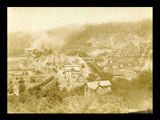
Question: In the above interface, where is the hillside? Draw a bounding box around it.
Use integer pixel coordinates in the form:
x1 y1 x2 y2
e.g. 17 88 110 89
47 24 84 39
61 19 152 53
7 19 152 57
7 31 38 56
7 24 83 56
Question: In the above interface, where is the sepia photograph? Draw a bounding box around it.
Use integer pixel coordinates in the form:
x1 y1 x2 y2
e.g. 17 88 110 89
7 7 153 113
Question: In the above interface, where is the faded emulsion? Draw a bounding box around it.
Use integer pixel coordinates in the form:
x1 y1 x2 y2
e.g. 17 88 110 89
7 7 153 113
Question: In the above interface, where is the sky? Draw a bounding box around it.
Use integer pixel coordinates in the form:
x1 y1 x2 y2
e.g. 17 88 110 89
7 7 152 33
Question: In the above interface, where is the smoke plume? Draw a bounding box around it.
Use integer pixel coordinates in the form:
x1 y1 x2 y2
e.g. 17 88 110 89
30 33 65 50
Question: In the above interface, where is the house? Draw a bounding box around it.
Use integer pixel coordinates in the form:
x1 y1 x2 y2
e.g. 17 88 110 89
63 64 83 83
65 68 81 82
84 80 111 96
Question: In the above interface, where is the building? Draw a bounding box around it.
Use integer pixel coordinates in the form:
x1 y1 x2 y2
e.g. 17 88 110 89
65 54 82 64
65 68 82 82
63 64 82 82
64 65 82 72
84 80 111 97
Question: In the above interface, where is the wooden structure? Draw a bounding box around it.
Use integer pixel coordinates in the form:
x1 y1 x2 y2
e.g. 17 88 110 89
84 80 111 97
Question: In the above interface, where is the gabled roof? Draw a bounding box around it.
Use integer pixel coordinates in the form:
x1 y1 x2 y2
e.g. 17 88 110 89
71 68 76 71
87 80 111 90
87 82 99 90
79 74 84 77
65 67 81 71
99 81 111 86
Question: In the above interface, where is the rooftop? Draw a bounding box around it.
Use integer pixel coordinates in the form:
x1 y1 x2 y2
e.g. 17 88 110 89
64 64 82 67
65 67 81 72
87 80 111 90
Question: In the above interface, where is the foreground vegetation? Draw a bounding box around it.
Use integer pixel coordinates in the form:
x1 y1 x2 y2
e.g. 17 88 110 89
7 71 152 113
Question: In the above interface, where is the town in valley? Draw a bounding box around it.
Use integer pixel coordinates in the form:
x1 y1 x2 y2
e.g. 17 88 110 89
7 7 153 113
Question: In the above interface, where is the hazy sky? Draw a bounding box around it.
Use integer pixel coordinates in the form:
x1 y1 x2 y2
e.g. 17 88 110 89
7 7 152 33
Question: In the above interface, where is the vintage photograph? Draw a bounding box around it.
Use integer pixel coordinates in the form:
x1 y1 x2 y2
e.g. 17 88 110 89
7 7 153 113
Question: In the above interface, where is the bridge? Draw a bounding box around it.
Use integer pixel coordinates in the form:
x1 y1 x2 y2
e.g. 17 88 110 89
25 50 111 91
28 75 57 91
67 50 110 80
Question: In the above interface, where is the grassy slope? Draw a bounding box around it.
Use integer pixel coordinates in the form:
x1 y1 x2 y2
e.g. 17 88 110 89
8 71 152 113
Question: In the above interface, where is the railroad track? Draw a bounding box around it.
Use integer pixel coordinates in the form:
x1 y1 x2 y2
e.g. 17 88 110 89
77 51 108 80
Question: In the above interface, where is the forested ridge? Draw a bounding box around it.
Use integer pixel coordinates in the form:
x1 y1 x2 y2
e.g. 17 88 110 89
7 19 152 55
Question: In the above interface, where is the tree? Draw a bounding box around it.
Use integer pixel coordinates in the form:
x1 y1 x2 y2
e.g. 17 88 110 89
87 42 92 47
30 76 36 83
45 80 62 103
19 83 26 94
22 71 29 76
18 77 25 83
8 84 14 94
48 49 53 54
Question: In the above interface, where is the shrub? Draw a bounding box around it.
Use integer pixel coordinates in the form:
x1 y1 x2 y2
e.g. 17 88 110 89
19 83 26 94
46 90 62 103
30 76 36 83
8 84 14 94
131 70 153 91
18 77 25 83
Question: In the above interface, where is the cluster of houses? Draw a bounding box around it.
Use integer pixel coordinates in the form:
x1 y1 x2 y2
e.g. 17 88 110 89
8 48 113 97
60 55 112 96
